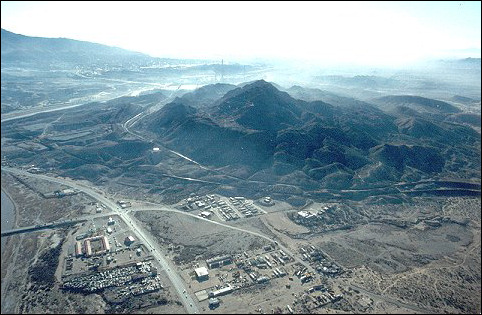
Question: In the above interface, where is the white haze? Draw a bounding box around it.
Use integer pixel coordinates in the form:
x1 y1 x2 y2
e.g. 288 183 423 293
1 1 481 67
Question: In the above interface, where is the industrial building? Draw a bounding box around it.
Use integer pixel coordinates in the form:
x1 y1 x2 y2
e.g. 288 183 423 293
194 267 209 281
297 211 316 220
208 298 220 309
208 284 233 297
199 211 212 218
75 235 110 257
125 235 135 245
75 241 83 257
206 255 232 269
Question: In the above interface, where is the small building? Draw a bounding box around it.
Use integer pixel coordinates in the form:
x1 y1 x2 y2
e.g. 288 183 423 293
108 217 115 225
261 196 274 206
208 285 233 297
75 241 83 257
199 211 212 218
125 235 135 245
297 211 316 220
106 227 113 234
256 276 270 284
62 189 75 195
209 298 220 309
194 267 209 282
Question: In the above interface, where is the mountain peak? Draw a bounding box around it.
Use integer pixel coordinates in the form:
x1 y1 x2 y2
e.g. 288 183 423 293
213 80 302 131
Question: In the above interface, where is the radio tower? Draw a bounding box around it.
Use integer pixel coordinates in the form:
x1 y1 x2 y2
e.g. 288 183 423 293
221 59 224 82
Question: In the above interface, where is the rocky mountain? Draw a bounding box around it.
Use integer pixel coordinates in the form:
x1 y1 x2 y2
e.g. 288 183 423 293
175 83 237 109
138 80 480 189
212 80 304 131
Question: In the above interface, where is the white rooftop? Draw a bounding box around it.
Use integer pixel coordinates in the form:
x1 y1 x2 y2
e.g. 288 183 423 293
195 266 209 277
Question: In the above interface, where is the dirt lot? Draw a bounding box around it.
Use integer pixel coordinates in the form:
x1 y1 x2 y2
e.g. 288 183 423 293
1 172 98 226
134 210 272 265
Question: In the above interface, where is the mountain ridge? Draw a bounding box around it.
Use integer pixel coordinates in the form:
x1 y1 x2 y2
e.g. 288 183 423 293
1 28 155 68
136 80 479 190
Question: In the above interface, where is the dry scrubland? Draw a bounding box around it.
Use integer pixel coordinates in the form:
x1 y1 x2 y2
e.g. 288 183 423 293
134 211 271 264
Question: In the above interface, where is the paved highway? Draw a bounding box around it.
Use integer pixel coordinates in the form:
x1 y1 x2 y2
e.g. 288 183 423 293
1 167 199 314
2 166 314 307
2 165 318 311
1 86 163 123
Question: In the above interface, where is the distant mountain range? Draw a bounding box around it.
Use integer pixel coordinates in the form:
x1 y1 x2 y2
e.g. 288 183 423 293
2 29 479 196
137 80 480 189
1 28 157 68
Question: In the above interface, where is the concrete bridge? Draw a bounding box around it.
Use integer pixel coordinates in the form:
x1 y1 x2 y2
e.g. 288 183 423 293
1 219 86 237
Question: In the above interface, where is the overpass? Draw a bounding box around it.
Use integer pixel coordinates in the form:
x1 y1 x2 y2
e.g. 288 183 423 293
1 219 87 237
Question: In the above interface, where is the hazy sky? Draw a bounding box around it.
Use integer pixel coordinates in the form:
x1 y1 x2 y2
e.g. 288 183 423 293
1 1 480 66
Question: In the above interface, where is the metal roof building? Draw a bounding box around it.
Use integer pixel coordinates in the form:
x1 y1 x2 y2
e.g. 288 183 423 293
194 266 209 281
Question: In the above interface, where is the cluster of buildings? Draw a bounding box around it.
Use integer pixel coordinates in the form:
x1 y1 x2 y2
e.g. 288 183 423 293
180 194 217 211
188 244 345 313
180 194 264 221
192 249 296 302
75 235 110 257
293 205 334 226
299 245 343 277
194 255 234 282
228 249 295 287
296 287 343 310
62 261 159 294
214 199 240 221
315 261 342 276
239 250 292 271
228 197 261 218
300 245 324 262
237 249 293 270
262 249 293 267
291 263 315 284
